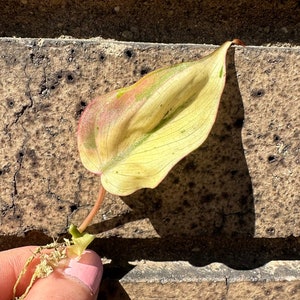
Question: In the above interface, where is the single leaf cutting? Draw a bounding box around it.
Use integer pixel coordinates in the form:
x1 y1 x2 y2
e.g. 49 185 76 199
78 39 244 196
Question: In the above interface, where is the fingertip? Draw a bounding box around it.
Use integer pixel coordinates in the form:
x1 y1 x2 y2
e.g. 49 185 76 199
23 249 103 300
0 246 40 299
64 250 103 295
0 247 103 300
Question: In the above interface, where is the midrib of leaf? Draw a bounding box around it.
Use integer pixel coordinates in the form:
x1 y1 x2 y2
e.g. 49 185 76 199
100 89 201 174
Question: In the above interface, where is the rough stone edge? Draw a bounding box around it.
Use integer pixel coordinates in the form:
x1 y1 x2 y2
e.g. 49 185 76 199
114 260 300 283
1 36 299 50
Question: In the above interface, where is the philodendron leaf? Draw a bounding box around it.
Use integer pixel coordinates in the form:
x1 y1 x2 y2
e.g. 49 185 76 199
78 40 243 196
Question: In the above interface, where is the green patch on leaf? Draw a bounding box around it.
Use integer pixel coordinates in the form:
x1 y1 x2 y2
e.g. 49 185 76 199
67 224 95 257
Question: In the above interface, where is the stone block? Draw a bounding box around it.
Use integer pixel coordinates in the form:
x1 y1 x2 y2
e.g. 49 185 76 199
99 260 300 299
0 38 299 240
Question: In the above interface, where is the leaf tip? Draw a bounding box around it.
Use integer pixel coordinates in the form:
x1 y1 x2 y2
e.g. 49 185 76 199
232 39 246 47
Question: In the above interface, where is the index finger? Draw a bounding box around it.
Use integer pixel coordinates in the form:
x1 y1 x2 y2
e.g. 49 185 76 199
0 246 39 300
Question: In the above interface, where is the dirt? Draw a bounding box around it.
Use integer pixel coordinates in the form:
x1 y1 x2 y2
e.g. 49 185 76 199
1 0 300 46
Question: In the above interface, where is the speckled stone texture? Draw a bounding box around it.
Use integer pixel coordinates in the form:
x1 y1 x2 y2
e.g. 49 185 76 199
114 281 300 300
0 38 299 239
115 282 228 300
0 38 299 299
99 260 300 299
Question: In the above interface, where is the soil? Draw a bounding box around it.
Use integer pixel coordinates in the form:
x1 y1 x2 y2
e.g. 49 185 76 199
1 0 300 46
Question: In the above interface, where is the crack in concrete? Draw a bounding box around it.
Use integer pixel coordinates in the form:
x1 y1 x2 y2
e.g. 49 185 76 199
224 276 230 299
11 147 24 212
19 63 34 117
10 63 34 210
7 64 34 129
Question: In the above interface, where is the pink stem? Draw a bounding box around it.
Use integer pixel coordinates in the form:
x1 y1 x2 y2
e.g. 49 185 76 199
78 184 106 233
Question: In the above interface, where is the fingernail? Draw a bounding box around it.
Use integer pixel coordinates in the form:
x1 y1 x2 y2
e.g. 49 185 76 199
64 250 103 295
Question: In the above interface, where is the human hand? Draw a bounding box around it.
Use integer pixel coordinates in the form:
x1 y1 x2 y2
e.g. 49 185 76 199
0 246 103 300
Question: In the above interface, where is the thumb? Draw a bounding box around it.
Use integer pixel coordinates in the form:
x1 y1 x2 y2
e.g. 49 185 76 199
25 249 103 300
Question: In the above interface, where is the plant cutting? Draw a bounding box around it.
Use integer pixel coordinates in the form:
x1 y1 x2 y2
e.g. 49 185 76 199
13 39 244 299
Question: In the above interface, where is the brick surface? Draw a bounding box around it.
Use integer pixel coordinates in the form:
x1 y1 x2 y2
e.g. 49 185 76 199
0 38 299 239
